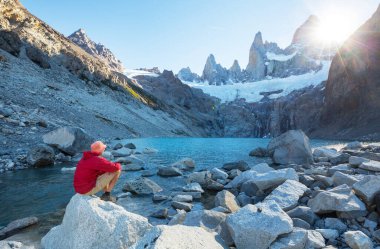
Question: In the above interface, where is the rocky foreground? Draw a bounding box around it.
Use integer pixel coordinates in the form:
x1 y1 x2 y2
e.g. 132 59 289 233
2 129 380 249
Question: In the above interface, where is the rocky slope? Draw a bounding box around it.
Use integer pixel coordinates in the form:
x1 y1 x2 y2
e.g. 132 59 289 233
317 4 380 140
68 28 124 73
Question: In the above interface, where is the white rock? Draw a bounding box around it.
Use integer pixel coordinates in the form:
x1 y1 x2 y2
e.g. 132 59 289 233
226 201 293 249
353 175 380 205
211 168 228 181
313 148 340 159
332 171 360 187
250 163 274 173
215 190 240 213
307 184 366 214
270 228 308 249
112 147 132 157
264 180 308 211
41 194 152 249
172 158 195 170
344 230 373 249
182 182 204 193
359 160 380 172
349 156 370 166
306 230 325 249
131 225 228 249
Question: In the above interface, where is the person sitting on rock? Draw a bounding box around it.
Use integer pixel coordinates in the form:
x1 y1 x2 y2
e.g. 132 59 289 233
74 141 121 202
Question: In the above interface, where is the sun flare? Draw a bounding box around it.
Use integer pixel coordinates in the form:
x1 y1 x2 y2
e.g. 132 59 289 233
314 12 354 43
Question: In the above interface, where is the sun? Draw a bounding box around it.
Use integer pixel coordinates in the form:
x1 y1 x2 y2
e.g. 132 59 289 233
314 12 354 44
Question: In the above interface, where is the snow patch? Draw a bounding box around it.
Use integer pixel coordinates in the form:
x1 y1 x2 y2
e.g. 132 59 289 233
186 61 331 103
266 51 297 61
124 69 159 78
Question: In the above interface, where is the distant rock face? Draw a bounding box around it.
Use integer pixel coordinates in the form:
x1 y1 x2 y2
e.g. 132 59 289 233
68 29 124 72
228 60 243 82
318 5 380 140
245 32 266 81
201 54 229 85
177 67 201 82
291 15 320 46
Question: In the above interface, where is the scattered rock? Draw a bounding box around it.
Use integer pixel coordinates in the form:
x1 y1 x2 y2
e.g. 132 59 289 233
270 228 308 249
215 190 240 213
157 166 182 177
324 218 348 233
330 153 350 165
112 148 132 157
0 217 38 240
171 201 193 212
359 160 380 172
123 177 162 195
236 193 251 207
150 209 168 219
113 143 123 150
241 180 259 197
131 225 228 249
42 127 93 156
142 148 158 154
222 160 249 171
182 182 204 193
173 195 192 203
332 171 360 187
41 195 152 249
122 164 144 171
170 191 202 200
306 230 325 249
308 184 366 215
316 229 339 241
344 230 373 249
353 175 380 205
249 147 268 157
152 194 168 202
292 218 310 229
313 147 340 159
287 206 318 225
124 143 136 149
211 168 228 181
187 171 212 187
226 201 293 249
26 144 55 167
267 130 313 165
172 158 195 170
141 169 156 177
349 156 370 167
345 141 364 150
263 180 308 211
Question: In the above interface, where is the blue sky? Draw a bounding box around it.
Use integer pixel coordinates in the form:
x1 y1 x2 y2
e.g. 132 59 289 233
20 0 380 74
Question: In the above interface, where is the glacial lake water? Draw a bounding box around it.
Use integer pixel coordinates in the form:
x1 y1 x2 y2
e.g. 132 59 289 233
0 137 344 233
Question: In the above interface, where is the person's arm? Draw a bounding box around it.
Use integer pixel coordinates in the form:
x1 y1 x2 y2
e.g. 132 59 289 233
94 157 121 172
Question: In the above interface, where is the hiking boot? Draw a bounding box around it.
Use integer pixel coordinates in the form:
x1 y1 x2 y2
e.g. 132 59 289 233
100 193 117 203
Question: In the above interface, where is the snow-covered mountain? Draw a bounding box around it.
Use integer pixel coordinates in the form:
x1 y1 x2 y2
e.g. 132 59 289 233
68 29 124 73
178 15 339 91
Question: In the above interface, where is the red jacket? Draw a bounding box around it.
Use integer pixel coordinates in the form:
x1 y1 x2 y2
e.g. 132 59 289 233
73 151 121 194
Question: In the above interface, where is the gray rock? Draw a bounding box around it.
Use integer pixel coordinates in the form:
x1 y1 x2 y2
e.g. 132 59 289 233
287 206 318 225
328 164 353 175
112 148 132 157
41 194 152 249
211 206 230 213
226 201 293 249
205 179 224 191
123 177 162 195
313 148 340 159
330 153 350 165
170 191 202 199
344 230 373 249
308 184 366 214
152 194 168 202
171 201 193 212
324 218 348 233
353 175 380 205
349 156 370 167
150 209 168 219
215 190 240 213
263 180 308 211
171 158 195 170
0 217 38 240
141 169 156 177
115 155 144 165
249 147 268 157
187 171 212 187
270 228 308 249
122 164 144 171
173 195 192 203
176 210 234 246
228 169 241 179
130 225 228 249
157 166 182 177
113 143 123 150
42 127 93 156
182 182 204 193
359 160 380 172
316 229 339 240
345 141 364 150
211 168 228 181
142 147 158 154
332 171 360 187
26 144 55 167
292 218 311 229
241 180 259 197
0 107 13 117
267 130 313 165
306 230 326 249
222 160 249 171
124 143 136 149
236 193 251 207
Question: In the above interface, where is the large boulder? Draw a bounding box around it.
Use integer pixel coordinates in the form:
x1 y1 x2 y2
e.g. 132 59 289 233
42 127 93 156
263 180 308 211
267 130 313 165
307 184 366 215
214 190 240 213
41 194 152 249
123 177 163 195
26 144 55 167
226 201 293 249
0 217 39 240
130 225 228 249
353 175 380 205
